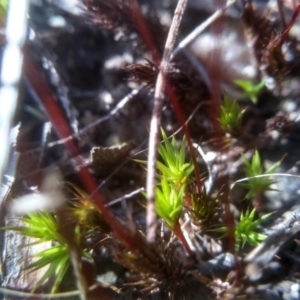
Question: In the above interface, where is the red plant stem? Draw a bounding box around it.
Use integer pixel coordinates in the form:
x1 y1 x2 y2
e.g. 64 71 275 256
253 192 262 211
165 81 202 193
277 0 287 28
207 0 224 137
210 0 223 96
128 0 160 64
278 1 300 47
24 52 137 252
173 221 194 257
221 180 236 255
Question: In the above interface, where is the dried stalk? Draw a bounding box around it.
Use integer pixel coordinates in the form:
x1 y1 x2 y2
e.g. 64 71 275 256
172 0 236 57
146 0 188 243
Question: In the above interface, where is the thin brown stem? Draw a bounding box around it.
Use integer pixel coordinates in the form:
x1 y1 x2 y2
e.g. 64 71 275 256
173 221 194 257
278 1 300 47
277 0 287 28
146 0 188 243
128 0 160 63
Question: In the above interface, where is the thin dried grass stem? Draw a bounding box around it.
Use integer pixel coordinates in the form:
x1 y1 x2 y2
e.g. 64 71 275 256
172 0 236 57
146 0 188 243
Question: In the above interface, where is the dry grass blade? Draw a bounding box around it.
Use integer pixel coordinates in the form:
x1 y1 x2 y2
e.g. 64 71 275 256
146 0 188 243
172 0 236 57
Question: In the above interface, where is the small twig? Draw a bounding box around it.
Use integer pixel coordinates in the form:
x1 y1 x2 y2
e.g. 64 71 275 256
230 173 300 191
106 187 145 207
172 0 236 58
146 0 188 243
46 86 143 148
0 284 107 299
193 143 214 194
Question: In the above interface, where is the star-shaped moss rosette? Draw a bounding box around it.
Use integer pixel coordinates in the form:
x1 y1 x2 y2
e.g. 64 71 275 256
2 211 90 293
218 95 246 135
215 208 273 250
155 176 184 229
239 150 281 199
234 79 265 104
156 129 194 189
